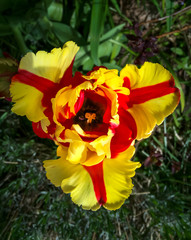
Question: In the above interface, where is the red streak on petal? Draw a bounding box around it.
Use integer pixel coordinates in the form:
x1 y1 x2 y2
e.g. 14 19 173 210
102 90 112 123
60 142 69 148
59 59 74 88
61 70 86 89
47 122 56 135
74 90 84 114
32 122 52 139
110 108 137 158
63 104 75 119
83 161 107 206
85 90 107 107
79 136 97 142
129 77 179 105
117 93 130 110
12 70 57 93
59 59 86 88
12 70 60 119
123 76 131 89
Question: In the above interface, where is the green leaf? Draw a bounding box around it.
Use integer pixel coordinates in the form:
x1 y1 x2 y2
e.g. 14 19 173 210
109 39 138 56
47 2 63 21
98 41 113 58
100 23 125 42
110 33 125 61
9 23 29 55
171 47 184 56
89 0 107 65
52 22 85 45
103 62 122 71
166 0 173 31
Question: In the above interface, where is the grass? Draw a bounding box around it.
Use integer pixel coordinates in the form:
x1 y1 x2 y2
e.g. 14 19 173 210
0 0 191 239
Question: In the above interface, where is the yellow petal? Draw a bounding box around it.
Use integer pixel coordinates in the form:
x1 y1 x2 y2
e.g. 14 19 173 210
142 92 180 125
120 62 172 89
67 141 87 164
82 151 105 166
84 68 123 89
129 92 180 140
62 129 106 165
58 143 104 167
44 146 100 211
52 81 92 125
103 145 141 210
10 81 46 122
90 132 113 158
127 104 157 140
100 86 118 118
20 41 79 83
120 64 140 89
138 62 172 88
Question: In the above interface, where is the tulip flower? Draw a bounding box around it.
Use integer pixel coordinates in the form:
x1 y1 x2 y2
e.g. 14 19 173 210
10 41 180 210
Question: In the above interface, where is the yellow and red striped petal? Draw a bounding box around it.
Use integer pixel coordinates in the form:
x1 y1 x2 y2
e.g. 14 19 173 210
19 41 79 83
10 41 79 122
103 145 140 210
84 144 140 210
44 146 100 210
120 62 180 140
44 144 140 210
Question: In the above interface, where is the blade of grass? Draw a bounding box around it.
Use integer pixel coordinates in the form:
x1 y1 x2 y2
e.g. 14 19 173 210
110 0 132 25
152 136 179 162
172 112 180 128
151 0 163 17
163 119 167 158
109 39 138 56
166 0 173 31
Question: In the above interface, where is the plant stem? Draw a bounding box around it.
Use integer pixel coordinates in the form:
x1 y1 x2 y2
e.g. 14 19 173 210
10 24 29 55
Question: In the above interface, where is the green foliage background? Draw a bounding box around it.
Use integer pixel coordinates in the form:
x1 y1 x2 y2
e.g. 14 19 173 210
0 0 191 239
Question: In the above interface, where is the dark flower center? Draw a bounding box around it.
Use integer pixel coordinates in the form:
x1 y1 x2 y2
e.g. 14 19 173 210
73 98 104 131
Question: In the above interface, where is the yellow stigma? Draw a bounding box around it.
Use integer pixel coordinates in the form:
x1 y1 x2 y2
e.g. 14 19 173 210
85 112 96 124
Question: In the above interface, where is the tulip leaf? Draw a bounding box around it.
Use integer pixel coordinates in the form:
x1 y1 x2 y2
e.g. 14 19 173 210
100 23 125 42
166 0 173 31
90 0 107 65
47 2 63 22
52 22 85 45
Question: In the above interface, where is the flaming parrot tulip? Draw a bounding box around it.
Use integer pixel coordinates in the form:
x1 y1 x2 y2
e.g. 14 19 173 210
10 41 180 210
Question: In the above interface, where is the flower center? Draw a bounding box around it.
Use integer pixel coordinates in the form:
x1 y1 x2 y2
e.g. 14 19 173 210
85 112 96 124
73 98 104 131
